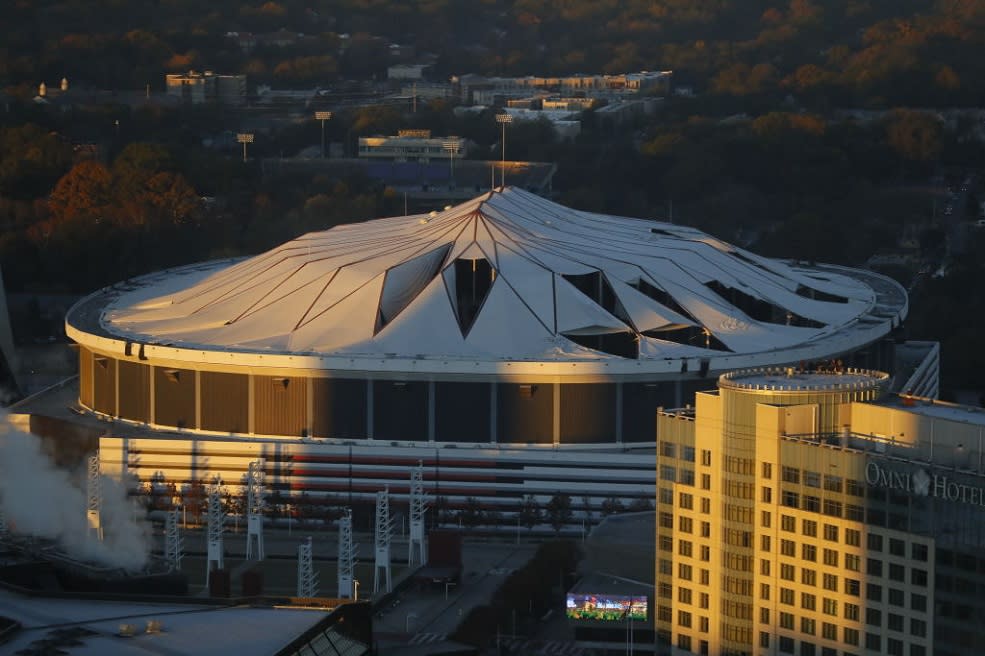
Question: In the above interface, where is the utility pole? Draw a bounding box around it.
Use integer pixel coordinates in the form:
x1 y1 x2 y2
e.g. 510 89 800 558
315 111 332 159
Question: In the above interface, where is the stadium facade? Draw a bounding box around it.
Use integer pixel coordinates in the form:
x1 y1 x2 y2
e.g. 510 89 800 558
656 368 985 656
62 187 926 519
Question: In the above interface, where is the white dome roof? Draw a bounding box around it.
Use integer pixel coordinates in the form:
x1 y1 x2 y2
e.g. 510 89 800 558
101 187 890 365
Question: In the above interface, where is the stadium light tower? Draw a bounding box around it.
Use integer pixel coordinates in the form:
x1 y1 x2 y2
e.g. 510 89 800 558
337 507 357 598
374 487 394 594
297 536 318 598
236 133 254 163
495 113 512 188
408 460 428 566
87 453 102 541
246 459 265 560
442 139 459 188
315 111 332 159
206 482 224 585
165 508 183 571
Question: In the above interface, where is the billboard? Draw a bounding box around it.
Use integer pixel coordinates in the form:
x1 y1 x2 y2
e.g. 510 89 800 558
565 593 647 622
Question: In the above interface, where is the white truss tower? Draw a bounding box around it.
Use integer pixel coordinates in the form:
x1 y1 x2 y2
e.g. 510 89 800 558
246 459 265 560
374 487 394 594
297 536 318 598
408 460 428 566
0 507 7 539
86 453 103 541
206 483 224 584
165 508 183 570
337 508 357 599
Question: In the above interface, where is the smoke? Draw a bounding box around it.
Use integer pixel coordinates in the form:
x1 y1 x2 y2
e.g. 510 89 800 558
0 413 150 571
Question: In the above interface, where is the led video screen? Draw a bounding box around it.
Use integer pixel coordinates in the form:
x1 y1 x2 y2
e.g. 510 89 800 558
565 593 647 621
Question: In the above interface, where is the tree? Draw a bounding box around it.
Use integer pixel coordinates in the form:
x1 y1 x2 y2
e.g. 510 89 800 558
886 110 942 163
47 160 113 225
459 496 484 529
546 493 573 534
601 496 625 516
517 495 542 531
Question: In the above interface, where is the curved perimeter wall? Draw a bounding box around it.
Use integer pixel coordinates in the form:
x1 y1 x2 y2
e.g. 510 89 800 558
76 339 899 444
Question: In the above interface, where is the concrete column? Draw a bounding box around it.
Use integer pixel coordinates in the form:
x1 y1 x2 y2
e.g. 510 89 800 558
553 380 561 446
366 379 374 439
615 382 623 444
428 381 436 442
490 383 497 443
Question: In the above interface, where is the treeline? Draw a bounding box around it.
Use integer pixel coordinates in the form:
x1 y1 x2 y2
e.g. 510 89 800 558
2 1 985 109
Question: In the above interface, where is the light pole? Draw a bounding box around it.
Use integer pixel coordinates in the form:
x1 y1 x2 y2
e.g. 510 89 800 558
353 579 360 601
443 139 459 189
237 133 254 163
315 111 332 159
495 113 512 188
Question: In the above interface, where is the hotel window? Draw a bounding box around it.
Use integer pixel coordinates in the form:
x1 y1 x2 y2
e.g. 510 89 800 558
761 511 772 528
761 583 770 601
701 449 711 466
659 512 674 528
866 583 882 602
865 608 881 626
800 617 816 635
846 504 864 521
911 593 927 612
802 569 816 586
660 441 676 458
677 635 692 651
911 647 926 656
679 492 693 509
845 554 860 571
700 498 711 513
760 607 770 624
822 574 838 591
660 487 673 504
700 569 710 585
845 579 860 596
801 643 816 656
846 478 865 496
867 558 883 577
889 563 904 582
679 540 693 557
888 613 903 632
659 583 672 598
802 519 817 537
760 559 771 576
911 543 928 561
782 491 800 508
762 462 773 479
910 618 926 637
889 538 905 556
682 446 696 462
701 521 711 537
657 605 672 621
760 632 770 648
803 495 820 512
700 545 710 561
802 544 817 562
844 603 860 621
781 539 796 557
911 569 927 586
779 636 795 654
680 469 695 485
781 466 800 484
888 588 904 606
781 514 796 531
679 564 692 580
699 593 709 609
700 641 709 656
679 516 693 533
804 471 820 488
822 598 837 616
887 638 904 656
822 622 838 641
660 465 676 482
801 593 816 611
781 588 795 605
867 533 883 551
780 612 795 629
843 628 859 646
701 473 711 490
823 475 842 492
823 524 838 541
845 528 860 546
822 549 838 567
822 500 841 517
762 487 773 503
865 633 881 652
699 617 709 632
678 611 692 628
659 535 673 551
679 587 693 604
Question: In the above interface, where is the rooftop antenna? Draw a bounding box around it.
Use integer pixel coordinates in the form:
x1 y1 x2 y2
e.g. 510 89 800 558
297 536 318 598
374 487 394 594
246 459 265 560
337 507 357 598
206 482 224 585
408 460 428 566
87 453 103 541
165 508 183 570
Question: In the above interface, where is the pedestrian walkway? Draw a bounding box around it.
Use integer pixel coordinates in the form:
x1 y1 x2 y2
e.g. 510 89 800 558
407 632 448 645
499 638 584 655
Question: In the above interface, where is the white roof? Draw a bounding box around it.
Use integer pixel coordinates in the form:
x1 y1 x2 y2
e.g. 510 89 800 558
97 187 897 367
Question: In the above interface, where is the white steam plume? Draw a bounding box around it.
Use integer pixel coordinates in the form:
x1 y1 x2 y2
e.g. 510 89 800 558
0 414 149 571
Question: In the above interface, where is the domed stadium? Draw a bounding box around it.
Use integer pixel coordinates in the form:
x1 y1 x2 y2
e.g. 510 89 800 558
66 186 909 446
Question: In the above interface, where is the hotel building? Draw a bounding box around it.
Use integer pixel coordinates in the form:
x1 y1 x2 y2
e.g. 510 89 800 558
656 368 985 656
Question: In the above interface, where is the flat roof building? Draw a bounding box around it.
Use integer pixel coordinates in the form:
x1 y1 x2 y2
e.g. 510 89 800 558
656 368 985 656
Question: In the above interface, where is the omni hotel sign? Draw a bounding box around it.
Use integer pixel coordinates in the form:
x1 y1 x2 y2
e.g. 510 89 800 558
866 462 985 506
